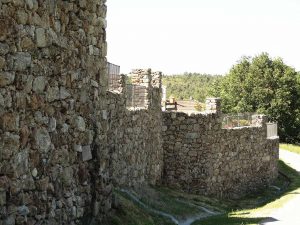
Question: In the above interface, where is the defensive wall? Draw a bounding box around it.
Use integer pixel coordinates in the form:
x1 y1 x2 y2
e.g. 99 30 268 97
0 1 111 224
0 1 279 224
162 100 279 199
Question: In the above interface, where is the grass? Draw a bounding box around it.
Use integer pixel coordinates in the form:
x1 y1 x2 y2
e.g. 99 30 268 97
103 190 174 225
193 160 300 225
135 186 204 219
194 214 268 225
280 143 300 154
104 160 300 225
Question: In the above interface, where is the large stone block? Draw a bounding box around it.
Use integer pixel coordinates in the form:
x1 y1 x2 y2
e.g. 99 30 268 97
36 28 47 47
33 127 51 153
13 52 31 71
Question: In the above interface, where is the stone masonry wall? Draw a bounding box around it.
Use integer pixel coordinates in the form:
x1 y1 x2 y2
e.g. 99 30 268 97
0 1 111 224
108 69 163 188
162 100 279 199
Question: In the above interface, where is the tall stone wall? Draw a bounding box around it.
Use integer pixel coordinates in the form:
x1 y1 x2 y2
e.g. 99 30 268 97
0 1 111 224
108 69 163 188
162 100 279 199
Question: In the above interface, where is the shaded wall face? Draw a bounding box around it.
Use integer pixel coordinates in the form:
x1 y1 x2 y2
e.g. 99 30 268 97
0 1 110 224
162 112 279 199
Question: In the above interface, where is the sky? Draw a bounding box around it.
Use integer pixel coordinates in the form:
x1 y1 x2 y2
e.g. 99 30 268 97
107 0 300 75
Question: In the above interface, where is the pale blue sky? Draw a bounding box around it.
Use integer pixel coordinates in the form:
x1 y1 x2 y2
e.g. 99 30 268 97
107 0 300 75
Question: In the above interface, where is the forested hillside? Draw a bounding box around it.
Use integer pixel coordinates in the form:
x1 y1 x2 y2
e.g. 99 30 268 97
162 73 222 102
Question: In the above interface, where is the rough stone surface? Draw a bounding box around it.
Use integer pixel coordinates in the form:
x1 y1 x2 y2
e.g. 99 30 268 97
35 28 47 47
0 0 279 224
32 76 47 93
0 1 110 224
108 70 164 188
0 72 15 87
162 110 279 198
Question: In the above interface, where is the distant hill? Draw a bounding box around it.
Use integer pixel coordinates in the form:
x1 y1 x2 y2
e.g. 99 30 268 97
162 73 222 102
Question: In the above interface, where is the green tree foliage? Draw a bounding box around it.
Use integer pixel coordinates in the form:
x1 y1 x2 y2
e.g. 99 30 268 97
209 53 300 143
162 73 221 102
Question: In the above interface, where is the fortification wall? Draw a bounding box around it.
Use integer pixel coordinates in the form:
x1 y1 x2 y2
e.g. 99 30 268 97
0 0 280 222
162 102 279 198
107 69 163 188
0 1 110 224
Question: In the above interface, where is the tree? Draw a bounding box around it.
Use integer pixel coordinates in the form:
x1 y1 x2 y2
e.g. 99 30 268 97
209 53 300 143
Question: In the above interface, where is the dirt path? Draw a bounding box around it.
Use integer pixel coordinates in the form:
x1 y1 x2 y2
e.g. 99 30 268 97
260 149 300 225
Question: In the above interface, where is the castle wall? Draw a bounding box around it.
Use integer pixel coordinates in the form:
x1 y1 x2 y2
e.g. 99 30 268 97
0 1 110 224
162 105 279 198
107 69 163 188
0 0 280 223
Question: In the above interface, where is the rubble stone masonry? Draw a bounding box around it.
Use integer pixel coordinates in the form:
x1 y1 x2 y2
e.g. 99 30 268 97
0 0 279 224
0 0 110 224
162 104 279 198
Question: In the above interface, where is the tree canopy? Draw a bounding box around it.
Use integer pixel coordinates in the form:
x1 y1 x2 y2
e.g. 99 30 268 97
209 53 300 143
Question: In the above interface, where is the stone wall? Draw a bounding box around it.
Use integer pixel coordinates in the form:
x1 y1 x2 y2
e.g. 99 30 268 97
0 0 280 222
107 69 163 188
162 100 279 199
0 1 111 224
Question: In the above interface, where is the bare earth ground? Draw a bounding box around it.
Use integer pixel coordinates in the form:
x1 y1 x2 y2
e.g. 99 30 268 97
260 150 300 225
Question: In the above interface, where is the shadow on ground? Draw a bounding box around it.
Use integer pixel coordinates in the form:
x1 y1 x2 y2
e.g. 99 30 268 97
103 160 300 225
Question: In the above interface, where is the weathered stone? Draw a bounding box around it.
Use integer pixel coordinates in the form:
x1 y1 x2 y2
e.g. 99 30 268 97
0 16 15 41
82 146 92 161
0 56 5 69
74 144 82 152
33 76 47 93
31 168 38 177
61 167 73 186
74 116 86 132
13 149 29 177
0 43 9 55
185 132 199 139
60 87 71 99
30 94 45 110
0 189 6 206
16 10 28 24
34 127 51 153
17 205 29 216
102 110 107 120
0 113 19 132
0 132 20 160
0 176 9 190
0 93 4 107
36 177 49 191
13 52 31 71
3 215 15 225
21 36 35 50
0 72 15 87
0 1 111 223
22 173 36 190
25 0 34 9
61 123 69 133
36 28 47 47
47 86 60 102
48 117 56 132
